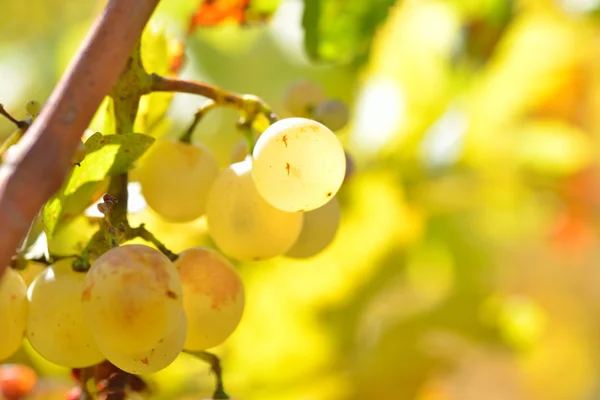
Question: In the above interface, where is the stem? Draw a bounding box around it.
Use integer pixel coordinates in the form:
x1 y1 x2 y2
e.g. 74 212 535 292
150 74 279 124
0 104 28 129
128 224 178 261
180 101 217 143
187 351 230 399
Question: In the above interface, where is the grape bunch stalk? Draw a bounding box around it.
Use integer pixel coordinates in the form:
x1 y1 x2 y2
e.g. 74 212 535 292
0 28 351 400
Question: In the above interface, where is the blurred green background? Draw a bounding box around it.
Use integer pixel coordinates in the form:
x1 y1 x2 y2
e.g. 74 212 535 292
4 0 600 399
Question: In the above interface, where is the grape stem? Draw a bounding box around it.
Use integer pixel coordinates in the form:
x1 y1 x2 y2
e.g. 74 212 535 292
128 224 178 261
0 104 29 129
180 100 217 143
150 74 279 124
186 350 230 399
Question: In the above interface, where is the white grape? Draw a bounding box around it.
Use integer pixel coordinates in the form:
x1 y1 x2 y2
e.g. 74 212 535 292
206 158 303 261
286 196 341 258
0 268 28 361
251 118 346 212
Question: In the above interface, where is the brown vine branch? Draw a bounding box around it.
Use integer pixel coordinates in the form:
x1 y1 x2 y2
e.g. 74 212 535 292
150 74 279 124
0 0 161 280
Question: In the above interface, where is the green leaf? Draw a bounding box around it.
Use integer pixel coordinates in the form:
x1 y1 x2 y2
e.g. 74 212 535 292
302 0 397 65
42 132 155 237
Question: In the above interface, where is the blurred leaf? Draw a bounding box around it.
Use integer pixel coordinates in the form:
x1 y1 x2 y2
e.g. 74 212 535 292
514 120 594 177
302 0 398 65
188 0 279 31
42 132 155 238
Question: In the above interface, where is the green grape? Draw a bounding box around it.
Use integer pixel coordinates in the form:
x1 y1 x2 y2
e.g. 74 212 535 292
97 311 186 375
312 99 349 131
286 196 341 258
206 158 303 261
137 139 219 222
0 268 28 361
283 80 326 117
25 100 42 118
176 247 245 350
81 244 184 354
26 258 104 368
251 118 346 212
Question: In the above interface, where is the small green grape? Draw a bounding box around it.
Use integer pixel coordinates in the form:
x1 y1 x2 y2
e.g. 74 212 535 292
25 100 42 118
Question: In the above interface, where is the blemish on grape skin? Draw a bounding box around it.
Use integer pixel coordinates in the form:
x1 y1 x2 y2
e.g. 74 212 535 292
166 290 178 299
326 192 332 197
285 163 291 175
141 357 149 365
282 134 288 147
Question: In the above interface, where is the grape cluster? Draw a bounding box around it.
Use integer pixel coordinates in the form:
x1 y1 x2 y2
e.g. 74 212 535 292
0 115 348 378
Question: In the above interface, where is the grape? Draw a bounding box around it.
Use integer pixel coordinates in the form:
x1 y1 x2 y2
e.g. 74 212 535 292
312 99 349 131
175 247 245 350
0 268 28 361
137 139 219 222
344 151 355 182
26 258 104 368
81 244 184 354
286 196 341 258
251 118 346 212
206 158 303 261
97 310 186 375
25 100 41 118
283 80 326 117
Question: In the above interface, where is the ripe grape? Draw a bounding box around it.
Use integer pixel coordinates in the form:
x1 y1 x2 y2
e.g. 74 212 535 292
283 80 326 117
25 100 41 118
26 258 104 368
97 310 187 375
175 247 245 350
286 196 341 258
137 139 219 222
251 118 346 212
206 158 303 261
0 268 28 361
81 244 183 354
312 99 349 131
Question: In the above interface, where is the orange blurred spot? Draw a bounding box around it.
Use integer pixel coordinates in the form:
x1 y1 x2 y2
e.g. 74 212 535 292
189 0 249 31
0 364 37 400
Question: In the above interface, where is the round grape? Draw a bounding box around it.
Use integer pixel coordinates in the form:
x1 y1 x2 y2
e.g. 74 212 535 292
97 310 187 375
312 99 349 131
283 80 326 117
0 268 28 361
137 139 219 222
286 196 341 258
25 100 42 118
81 244 183 354
206 158 303 261
251 118 346 212
26 258 104 368
176 247 245 350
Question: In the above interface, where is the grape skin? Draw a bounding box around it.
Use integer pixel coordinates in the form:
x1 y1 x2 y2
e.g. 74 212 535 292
26 259 104 368
251 118 346 212
0 268 28 361
176 247 245 350
313 99 349 131
97 311 187 375
81 244 184 354
206 158 304 261
283 80 326 117
286 196 341 258
137 139 219 222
